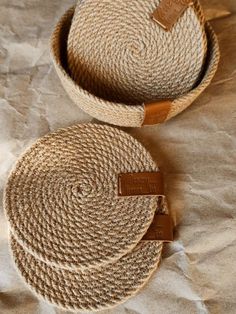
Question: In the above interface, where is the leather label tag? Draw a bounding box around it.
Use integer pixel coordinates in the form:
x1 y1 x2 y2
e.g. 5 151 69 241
142 100 171 125
143 214 173 242
152 0 193 31
118 172 164 196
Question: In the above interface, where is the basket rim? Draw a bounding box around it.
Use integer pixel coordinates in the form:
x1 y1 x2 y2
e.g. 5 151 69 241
50 6 220 126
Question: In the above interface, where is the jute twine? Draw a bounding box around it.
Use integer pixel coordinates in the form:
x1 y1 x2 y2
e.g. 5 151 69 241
4 124 164 311
11 236 162 312
5 124 160 271
68 0 207 104
50 3 219 127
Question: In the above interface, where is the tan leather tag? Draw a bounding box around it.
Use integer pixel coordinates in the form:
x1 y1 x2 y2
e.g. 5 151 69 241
143 214 173 242
152 0 193 31
142 100 172 125
118 172 163 197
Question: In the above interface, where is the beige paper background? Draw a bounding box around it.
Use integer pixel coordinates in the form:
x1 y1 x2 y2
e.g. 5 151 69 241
0 1 236 313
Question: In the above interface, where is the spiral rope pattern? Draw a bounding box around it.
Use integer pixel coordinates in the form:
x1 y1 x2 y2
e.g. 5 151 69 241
4 124 160 270
68 0 207 105
5 124 165 311
50 4 219 127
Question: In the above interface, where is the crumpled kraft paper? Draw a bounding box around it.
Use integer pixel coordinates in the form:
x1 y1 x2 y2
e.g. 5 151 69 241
0 1 236 313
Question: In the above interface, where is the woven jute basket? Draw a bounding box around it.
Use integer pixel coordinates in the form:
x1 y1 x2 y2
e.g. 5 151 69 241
4 124 170 312
51 2 220 127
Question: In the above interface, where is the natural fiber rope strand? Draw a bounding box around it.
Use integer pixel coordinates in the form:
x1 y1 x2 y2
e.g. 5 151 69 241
4 124 159 271
67 0 207 104
10 235 163 312
50 5 219 127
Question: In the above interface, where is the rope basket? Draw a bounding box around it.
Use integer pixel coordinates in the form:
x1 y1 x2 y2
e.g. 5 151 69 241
51 2 220 127
4 124 166 311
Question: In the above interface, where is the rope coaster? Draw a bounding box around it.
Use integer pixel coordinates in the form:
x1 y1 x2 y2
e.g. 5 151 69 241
68 0 206 104
11 235 162 312
5 124 168 311
4 124 160 271
50 2 219 127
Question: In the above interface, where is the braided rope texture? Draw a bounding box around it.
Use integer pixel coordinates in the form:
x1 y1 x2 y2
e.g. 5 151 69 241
68 0 206 105
4 124 160 271
10 235 163 312
50 5 219 127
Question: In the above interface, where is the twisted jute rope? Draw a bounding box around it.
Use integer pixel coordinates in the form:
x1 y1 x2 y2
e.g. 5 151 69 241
4 124 161 271
50 2 219 127
10 235 162 312
68 0 207 104
4 124 165 311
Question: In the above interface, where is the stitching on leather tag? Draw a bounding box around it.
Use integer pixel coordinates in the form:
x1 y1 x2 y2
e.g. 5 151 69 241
152 0 193 31
142 214 173 242
118 172 164 197
142 100 172 125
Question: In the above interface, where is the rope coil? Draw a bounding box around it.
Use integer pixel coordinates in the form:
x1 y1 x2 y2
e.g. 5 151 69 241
68 0 207 104
50 2 219 127
5 124 164 311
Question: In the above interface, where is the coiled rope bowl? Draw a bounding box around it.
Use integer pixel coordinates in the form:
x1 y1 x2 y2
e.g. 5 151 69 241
50 2 219 127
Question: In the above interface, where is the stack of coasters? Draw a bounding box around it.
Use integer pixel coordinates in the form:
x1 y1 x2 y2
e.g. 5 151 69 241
50 0 220 127
4 124 173 312
68 0 207 103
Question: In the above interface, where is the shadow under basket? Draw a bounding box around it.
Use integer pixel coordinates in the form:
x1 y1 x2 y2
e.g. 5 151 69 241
51 6 220 128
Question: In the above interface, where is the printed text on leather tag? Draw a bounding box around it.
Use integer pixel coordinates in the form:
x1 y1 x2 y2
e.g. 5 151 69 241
152 0 193 31
118 172 164 196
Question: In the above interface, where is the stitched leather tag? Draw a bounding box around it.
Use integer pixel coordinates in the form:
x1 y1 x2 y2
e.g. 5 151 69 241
118 172 164 196
142 100 171 125
143 214 173 242
152 0 193 31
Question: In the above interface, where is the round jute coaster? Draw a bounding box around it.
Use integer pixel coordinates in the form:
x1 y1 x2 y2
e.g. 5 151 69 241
68 0 207 105
11 235 163 312
4 124 159 271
